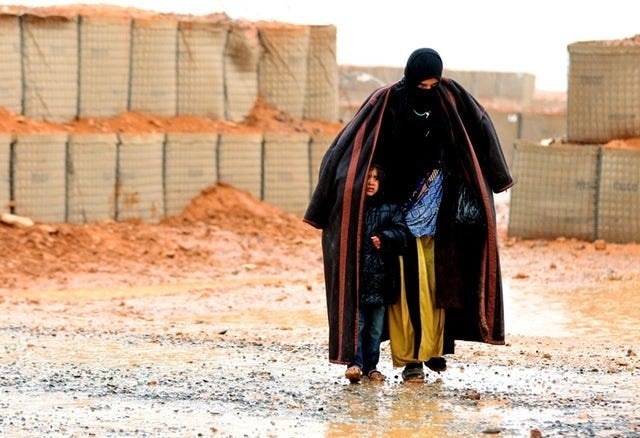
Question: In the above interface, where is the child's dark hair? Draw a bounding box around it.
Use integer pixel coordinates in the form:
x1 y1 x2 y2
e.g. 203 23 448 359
370 163 385 186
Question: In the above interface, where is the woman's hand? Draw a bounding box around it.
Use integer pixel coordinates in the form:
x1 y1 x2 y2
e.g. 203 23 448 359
371 235 381 250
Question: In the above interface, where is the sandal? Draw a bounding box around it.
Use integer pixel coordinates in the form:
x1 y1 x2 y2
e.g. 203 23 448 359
401 363 425 383
425 356 447 373
345 365 362 383
366 369 386 382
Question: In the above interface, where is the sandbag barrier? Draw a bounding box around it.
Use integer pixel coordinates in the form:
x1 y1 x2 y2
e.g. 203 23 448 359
0 10 338 123
508 141 640 243
1 132 334 223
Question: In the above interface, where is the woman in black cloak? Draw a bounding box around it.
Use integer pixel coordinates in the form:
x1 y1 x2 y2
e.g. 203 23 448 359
305 48 513 382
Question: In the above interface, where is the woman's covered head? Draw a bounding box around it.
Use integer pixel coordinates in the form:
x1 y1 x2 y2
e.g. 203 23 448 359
404 48 443 113
404 48 443 88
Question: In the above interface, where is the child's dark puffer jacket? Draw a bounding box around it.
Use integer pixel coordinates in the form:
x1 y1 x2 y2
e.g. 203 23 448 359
360 197 411 306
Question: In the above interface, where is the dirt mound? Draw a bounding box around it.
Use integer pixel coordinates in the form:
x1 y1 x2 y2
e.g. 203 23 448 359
168 183 319 241
0 98 343 135
0 183 320 291
604 137 640 149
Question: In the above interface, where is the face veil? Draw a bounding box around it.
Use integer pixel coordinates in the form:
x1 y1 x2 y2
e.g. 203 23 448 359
403 48 444 112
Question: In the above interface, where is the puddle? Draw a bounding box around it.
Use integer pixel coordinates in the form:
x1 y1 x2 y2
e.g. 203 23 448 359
504 278 640 343
503 278 572 337
0 274 638 437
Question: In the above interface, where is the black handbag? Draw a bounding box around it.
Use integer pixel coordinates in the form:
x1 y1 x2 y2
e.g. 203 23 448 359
455 184 484 225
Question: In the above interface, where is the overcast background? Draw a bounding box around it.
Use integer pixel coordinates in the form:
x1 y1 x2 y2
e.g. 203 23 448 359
11 0 640 91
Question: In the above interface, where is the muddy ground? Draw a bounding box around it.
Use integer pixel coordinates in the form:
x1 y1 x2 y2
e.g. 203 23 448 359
0 187 639 437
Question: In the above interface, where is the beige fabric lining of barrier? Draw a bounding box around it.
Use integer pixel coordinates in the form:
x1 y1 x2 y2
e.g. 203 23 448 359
164 132 218 217
508 141 600 241
117 133 165 223
14 133 68 222
67 133 118 223
78 16 132 117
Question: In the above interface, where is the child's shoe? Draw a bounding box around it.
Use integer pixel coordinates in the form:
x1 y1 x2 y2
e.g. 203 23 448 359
366 369 386 382
344 365 362 383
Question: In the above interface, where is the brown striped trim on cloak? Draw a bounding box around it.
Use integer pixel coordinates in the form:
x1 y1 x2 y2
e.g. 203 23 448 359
334 86 392 363
441 87 502 344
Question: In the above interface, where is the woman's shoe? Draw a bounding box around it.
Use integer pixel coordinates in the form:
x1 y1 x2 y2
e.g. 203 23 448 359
345 365 362 383
425 356 447 373
401 363 424 383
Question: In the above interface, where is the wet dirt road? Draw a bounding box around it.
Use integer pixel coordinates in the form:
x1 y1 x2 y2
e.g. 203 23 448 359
1 269 638 438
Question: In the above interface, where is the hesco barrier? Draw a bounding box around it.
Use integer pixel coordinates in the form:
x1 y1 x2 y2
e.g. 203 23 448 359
0 10 340 123
14 133 68 222
0 15 21 114
567 40 640 143
217 132 264 200
177 20 227 118
445 70 536 107
469 109 567 169
224 22 261 122
309 132 335 193
263 132 311 216
129 19 177 116
485 110 519 167
597 148 640 243
2 131 342 223
338 66 537 115
22 15 78 122
519 112 566 145
304 25 338 122
258 24 310 119
9 132 637 242
116 133 165 223
0 134 9 213
67 133 118 223
164 133 218 217
509 141 600 241
78 15 131 118
509 141 640 243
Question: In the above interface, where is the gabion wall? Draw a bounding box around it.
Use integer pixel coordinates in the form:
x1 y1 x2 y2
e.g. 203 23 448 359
0 12 339 123
3 131 334 222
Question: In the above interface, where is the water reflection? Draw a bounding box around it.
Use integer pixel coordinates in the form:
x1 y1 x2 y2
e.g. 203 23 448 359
504 278 640 343
326 383 457 437
503 278 572 337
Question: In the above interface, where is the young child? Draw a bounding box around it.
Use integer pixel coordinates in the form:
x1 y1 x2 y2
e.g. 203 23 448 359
345 164 411 383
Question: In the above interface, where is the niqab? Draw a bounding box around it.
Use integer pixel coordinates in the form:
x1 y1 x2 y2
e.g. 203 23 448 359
404 48 443 113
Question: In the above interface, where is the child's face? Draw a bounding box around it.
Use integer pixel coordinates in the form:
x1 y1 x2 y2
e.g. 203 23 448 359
366 167 380 197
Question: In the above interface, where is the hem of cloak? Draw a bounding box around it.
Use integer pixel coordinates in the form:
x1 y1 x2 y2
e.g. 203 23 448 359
496 181 515 193
303 218 324 229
